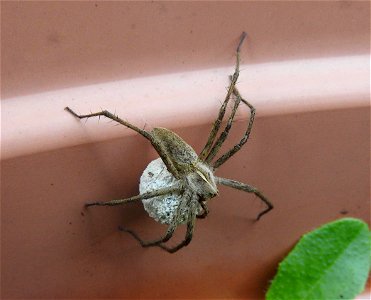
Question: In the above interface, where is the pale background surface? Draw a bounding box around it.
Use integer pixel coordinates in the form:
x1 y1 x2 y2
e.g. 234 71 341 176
1 1 370 299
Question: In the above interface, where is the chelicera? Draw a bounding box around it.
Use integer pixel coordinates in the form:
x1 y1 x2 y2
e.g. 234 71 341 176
66 32 273 253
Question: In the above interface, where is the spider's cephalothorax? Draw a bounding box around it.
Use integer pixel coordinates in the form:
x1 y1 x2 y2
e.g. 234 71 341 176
65 32 273 253
187 160 218 199
151 127 219 199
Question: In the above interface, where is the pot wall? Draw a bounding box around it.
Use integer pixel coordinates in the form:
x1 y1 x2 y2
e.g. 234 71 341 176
1 1 370 299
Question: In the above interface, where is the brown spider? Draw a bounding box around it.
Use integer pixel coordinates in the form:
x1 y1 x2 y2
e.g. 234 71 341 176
65 32 273 253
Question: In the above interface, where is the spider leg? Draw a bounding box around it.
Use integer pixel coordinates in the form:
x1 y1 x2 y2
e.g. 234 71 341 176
216 176 273 220
158 214 196 253
204 78 242 163
196 200 209 219
85 185 181 207
158 195 198 253
212 86 256 169
119 221 178 247
120 189 193 249
65 107 180 178
199 32 247 161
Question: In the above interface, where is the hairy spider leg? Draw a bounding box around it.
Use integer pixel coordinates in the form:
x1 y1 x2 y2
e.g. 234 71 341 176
158 211 196 252
212 85 255 169
64 107 180 179
119 222 177 247
196 199 209 219
157 194 198 253
216 177 273 220
199 32 246 161
119 190 194 251
204 78 242 163
84 185 181 207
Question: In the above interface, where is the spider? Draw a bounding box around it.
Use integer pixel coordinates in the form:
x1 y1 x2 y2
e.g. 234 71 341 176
65 32 273 253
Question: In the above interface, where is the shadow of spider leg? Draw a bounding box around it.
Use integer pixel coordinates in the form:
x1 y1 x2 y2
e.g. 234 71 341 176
216 177 273 220
199 32 247 161
64 107 180 179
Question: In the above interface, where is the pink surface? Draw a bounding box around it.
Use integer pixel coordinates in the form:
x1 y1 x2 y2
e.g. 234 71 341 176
1 1 370 299
2 54 369 160
2 1 369 99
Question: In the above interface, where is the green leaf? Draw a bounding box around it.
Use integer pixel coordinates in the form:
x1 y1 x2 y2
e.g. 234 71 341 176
266 218 370 300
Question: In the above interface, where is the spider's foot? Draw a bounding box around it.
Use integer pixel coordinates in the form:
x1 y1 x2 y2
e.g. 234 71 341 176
84 201 103 208
118 226 146 246
65 106 80 118
255 206 273 221
237 32 247 52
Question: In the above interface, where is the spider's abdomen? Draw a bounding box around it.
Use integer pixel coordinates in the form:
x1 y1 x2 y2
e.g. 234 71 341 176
152 127 198 174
